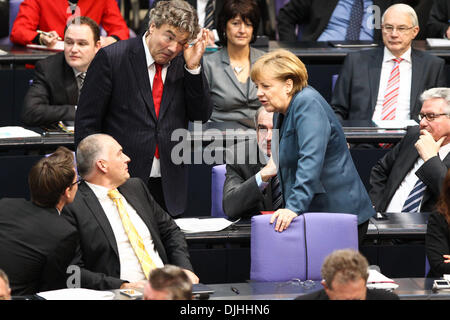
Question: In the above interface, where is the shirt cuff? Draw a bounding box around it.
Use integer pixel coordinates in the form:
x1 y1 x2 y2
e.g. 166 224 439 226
184 64 201 74
255 172 269 192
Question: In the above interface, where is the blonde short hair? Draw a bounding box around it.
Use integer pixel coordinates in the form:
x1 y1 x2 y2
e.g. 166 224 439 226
251 49 308 96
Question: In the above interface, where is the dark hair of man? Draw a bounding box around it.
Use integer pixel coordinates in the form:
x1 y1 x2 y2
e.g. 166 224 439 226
217 0 260 45
64 16 101 43
149 265 192 300
28 146 75 208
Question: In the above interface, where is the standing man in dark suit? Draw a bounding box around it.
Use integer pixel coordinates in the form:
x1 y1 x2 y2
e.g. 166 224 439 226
277 0 393 42
331 4 446 123
223 107 278 219
75 0 213 217
21 16 101 129
63 134 198 290
370 88 450 213
0 147 79 296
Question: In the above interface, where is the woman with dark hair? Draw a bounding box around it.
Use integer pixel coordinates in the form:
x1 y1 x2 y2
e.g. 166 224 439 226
203 0 264 122
426 169 450 277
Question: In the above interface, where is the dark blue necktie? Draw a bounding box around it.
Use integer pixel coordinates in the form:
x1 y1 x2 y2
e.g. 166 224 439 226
204 0 214 30
271 175 283 210
346 0 364 40
401 179 426 213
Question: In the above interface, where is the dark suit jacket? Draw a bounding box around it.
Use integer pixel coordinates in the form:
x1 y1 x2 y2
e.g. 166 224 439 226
369 126 450 212
426 211 450 278
0 198 78 296
223 140 274 220
275 86 375 225
62 178 193 290
75 37 212 216
427 0 450 38
276 0 393 41
22 52 78 127
295 288 399 300
331 47 447 122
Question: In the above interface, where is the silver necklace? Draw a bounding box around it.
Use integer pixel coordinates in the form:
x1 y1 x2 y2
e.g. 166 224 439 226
233 65 245 75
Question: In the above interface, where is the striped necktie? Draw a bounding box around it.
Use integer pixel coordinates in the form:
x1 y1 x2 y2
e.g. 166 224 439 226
77 72 86 95
345 0 364 40
401 179 426 213
381 58 403 120
204 0 215 30
108 189 156 278
271 175 283 210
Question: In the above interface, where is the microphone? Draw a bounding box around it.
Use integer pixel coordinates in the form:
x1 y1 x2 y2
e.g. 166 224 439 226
68 0 78 15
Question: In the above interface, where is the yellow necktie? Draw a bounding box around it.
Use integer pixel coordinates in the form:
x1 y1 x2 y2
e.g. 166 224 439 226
107 189 156 279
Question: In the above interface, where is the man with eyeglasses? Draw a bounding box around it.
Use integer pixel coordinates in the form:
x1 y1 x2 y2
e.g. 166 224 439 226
332 4 446 124
370 87 450 214
0 146 78 295
222 107 278 219
75 0 213 218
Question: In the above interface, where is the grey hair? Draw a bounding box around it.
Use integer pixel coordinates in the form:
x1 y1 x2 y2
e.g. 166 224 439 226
420 87 450 114
254 106 266 128
76 133 110 178
148 0 200 41
382 4 419 27
0 269 9 287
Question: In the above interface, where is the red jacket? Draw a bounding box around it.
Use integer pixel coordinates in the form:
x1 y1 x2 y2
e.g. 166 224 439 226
10 0 129 45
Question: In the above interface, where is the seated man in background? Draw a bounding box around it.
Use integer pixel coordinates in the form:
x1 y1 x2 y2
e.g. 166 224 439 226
0 147 78 296
222 107 280 219
63 134 199 290
143 265 192 300
427 0 450 39
21 16 101 129
277 0 393 42
10 0 128 47
331 4 446 123
0 269 11 300
296 249 399 300
370 88 450 213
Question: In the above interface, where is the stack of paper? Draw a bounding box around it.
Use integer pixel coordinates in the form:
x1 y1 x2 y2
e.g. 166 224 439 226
175 218 234 233
0 127 41 139
426 38 450 48
37 288 115 300
373 119 418 129
366 269 399 290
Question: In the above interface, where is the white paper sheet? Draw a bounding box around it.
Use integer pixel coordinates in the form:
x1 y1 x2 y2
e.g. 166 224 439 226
37 288 115 300
0 126 41 138
366 269 399 290
175 218 235 233
373 119 418 129
426 38 450 48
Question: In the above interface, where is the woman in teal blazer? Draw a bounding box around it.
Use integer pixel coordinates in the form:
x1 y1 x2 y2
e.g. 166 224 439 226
251 49 375 243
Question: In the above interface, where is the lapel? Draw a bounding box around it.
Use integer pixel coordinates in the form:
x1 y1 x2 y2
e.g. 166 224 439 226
410 49 423 116
79 183 119 259
129 37 157 121
62 55 79 105
221 49 247 98
368 48 384 114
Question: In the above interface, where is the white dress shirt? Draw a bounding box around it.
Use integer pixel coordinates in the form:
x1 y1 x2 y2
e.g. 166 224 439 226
386 142 450 212
142 34 200 178
372 47 412 121
85 181 164 282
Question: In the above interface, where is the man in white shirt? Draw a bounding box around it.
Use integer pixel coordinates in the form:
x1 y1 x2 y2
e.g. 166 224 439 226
370 87 450 213
63 133 199 290
331 4 446 123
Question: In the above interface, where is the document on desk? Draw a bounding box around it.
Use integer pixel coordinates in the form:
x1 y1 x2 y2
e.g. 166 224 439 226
175 218 235 233
373 119 418 129
37 288 115 300
426 38 450 48
366 269 399 290
0 127 40 138
26 40 64 52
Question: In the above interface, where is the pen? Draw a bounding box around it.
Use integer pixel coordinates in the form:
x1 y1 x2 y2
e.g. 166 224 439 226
230 286 240 294
37 30 62 41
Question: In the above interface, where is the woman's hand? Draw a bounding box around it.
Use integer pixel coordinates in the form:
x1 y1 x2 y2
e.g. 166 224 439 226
270 208 297 232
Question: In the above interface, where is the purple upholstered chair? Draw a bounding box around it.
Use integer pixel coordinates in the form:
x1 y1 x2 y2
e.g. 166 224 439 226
211 164 227 218
250 214 307 282
304 212 358 280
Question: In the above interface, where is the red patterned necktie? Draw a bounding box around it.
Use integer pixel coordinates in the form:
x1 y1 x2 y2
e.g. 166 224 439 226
381 58 403 120
152 63 163 159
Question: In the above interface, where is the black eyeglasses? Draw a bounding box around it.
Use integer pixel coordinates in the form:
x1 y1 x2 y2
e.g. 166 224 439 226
70 178 83 186
418 113 450 121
